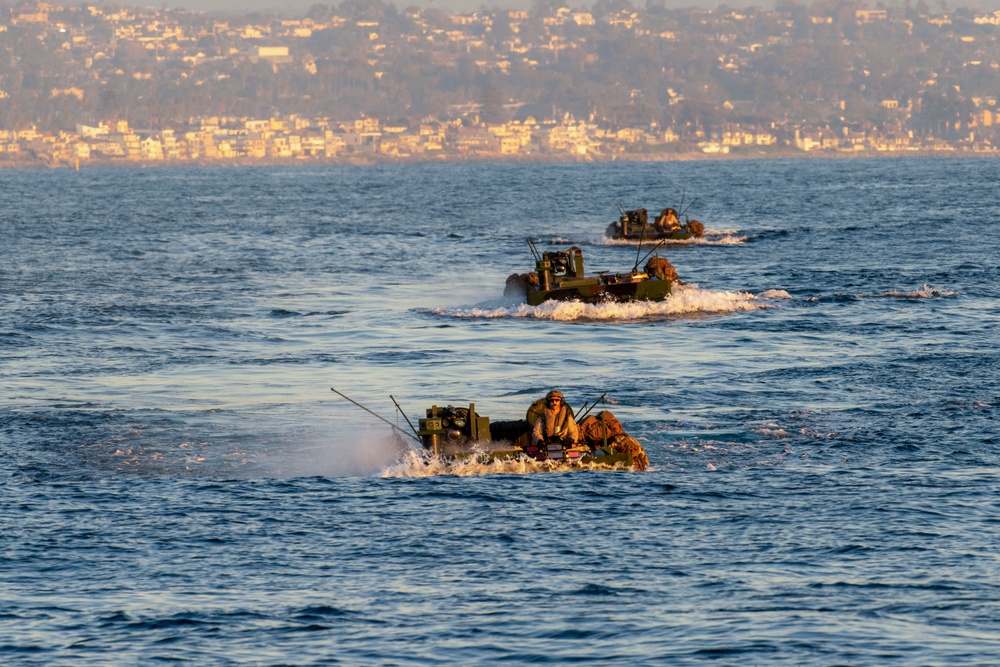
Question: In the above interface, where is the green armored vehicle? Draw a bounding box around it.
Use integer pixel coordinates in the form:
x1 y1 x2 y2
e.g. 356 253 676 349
330 388 649 471
416 400 648 470
504 241 676 306
606 206 706 241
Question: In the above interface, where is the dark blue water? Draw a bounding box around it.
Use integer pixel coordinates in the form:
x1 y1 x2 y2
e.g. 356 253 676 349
2 159 999 664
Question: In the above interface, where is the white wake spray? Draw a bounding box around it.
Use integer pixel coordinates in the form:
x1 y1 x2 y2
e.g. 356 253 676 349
429 284 789 322
380 448 634 477
876 284 959 299
599 229 747 247
549 229 747 247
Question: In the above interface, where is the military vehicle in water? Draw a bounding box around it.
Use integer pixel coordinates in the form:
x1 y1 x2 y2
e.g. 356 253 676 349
606 206 706 241
504 240 677 306
416 399 648 470
330 388 649 471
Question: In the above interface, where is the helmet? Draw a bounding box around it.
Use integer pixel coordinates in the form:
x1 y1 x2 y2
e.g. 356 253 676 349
545 390 564 400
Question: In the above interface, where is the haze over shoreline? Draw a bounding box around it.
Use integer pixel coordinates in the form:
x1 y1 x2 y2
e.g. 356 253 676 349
157 0 1000 14
162 0 735 14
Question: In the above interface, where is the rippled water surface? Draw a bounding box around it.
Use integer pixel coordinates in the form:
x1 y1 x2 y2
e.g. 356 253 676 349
2 159 999 665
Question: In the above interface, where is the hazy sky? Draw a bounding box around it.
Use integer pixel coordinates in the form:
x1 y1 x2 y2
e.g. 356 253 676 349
122 0 1000 15
160 0 730 15
152 0 1000 16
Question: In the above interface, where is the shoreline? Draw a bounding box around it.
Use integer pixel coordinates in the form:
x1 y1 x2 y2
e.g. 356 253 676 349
2 147 998 170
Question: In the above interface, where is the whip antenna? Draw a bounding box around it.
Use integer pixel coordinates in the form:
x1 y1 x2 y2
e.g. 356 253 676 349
330 388 420 443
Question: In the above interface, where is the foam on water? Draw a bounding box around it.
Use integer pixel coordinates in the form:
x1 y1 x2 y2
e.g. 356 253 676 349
752 423 792 439
379 447 636 477
549 228 747 247
807 284 958 301
427 284 784 322
876 283 960 298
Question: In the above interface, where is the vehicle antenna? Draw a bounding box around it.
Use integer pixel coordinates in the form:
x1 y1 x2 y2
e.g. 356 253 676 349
576 392 608 422
390 394 421 440
679 196 699 220
617 201 635 251
527 237 541 262
330 388 421 443
637 235 672 268
632 218 645 274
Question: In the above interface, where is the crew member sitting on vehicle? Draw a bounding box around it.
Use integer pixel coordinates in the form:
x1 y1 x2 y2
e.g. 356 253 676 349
532 390 580 446
654 208 681 234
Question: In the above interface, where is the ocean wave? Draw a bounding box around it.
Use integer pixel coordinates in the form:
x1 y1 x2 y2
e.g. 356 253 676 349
426 284 786 322
752 423 791 438
874 284 959 299
807 284 958 302
658 437 798 472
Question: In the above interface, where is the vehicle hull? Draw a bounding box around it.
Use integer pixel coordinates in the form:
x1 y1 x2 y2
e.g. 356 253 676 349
418 407 640 470
526 277 671 306
609 229 695 241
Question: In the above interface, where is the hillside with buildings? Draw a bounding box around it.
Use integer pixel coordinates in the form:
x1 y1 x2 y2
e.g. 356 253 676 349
1 0 999 165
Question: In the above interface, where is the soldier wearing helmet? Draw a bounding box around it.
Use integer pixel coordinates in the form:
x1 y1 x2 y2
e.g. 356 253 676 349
654 207 681 234
531 390 580 446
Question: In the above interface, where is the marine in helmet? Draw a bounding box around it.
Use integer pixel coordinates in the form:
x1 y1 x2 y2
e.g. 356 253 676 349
654 207 681 234
531 390 580 446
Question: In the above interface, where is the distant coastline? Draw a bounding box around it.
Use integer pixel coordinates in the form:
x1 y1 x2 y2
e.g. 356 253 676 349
4 148 998 171
5 2 999 167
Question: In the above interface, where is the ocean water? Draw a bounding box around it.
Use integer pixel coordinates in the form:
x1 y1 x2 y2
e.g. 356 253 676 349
1 158 999 665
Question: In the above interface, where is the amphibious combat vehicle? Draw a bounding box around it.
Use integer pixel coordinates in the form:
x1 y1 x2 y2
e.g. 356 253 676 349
416 398 648 470
503 240 677 306
606 206 706 241
329 388 649 471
